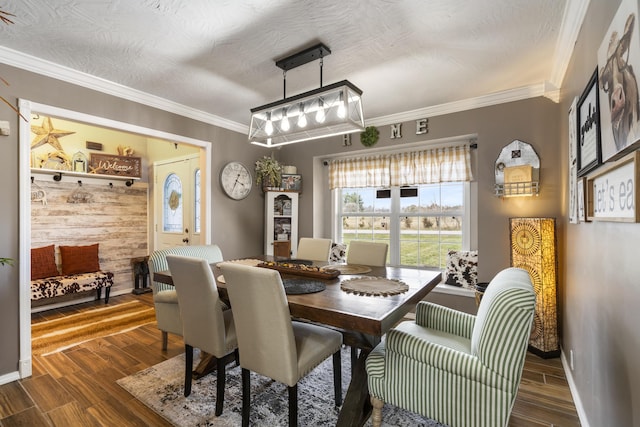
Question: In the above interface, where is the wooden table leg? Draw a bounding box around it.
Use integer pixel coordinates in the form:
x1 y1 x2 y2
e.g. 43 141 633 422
192 352 218 379
336 348 373 427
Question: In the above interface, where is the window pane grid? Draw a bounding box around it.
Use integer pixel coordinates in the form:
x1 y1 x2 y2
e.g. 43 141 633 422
338 183 465 268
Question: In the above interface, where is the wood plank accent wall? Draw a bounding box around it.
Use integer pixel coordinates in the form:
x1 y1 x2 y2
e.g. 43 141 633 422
31 178 149 300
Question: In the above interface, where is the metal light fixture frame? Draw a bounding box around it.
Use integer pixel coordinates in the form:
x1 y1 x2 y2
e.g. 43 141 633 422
249 44 365 147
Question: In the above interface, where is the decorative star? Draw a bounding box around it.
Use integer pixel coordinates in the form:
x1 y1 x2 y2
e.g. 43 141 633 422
31 117 75 151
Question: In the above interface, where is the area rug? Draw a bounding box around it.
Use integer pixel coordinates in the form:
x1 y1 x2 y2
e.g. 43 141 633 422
117 347 446 426
32 300 157 355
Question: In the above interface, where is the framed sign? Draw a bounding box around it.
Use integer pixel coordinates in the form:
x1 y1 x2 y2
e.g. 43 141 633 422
577 177 588 223
569 96 579 223
89 154 141 178
587 151 639 222
577 69 602 177
597 0 640 162
281 174 302 192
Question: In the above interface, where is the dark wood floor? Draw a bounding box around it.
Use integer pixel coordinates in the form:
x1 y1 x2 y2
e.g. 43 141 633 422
0 293 581 426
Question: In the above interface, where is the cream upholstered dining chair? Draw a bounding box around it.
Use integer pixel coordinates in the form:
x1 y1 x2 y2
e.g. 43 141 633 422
166 255 238 416
345 240 389 365
220 263 343 427
148 245 225 350
366 267 536 427
346 240 388 266
296 237 332 262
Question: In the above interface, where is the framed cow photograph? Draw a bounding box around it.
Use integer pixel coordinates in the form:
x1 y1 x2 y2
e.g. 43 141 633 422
598 0 640 162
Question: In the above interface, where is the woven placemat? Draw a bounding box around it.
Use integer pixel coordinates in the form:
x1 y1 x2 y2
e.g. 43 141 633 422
216 259 263 284
321 264 372 275
340 277 409 296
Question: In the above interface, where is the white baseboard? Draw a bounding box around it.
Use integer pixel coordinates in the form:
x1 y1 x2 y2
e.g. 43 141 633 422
560 349 590 427
0 370 21 386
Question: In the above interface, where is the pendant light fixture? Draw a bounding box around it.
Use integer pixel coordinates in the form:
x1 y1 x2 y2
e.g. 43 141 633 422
249 43 365 147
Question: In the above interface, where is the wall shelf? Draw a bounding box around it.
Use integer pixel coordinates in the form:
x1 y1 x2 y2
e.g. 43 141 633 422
494 181 540 197
31 168 140 186
494 140 540 198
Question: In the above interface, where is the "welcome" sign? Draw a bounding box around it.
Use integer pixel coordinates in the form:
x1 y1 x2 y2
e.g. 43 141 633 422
89 154 141 178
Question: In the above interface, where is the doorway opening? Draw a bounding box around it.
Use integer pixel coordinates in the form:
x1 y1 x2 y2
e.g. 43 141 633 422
18 99 212 379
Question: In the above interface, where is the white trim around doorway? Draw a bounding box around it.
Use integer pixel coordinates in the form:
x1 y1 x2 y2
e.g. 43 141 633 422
17 99 212 380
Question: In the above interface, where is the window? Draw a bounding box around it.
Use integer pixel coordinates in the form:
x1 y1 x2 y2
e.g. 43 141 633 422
329 143 474 268
163 173 183 232
336 183 467 268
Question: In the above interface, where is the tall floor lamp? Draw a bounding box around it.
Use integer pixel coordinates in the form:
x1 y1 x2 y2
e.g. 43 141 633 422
509 217 559 358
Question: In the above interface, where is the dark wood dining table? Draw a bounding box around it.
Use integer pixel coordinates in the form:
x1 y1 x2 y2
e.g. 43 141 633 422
153 256 441 427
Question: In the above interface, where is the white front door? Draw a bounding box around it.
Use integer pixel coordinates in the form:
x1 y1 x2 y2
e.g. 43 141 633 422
154 156 202 250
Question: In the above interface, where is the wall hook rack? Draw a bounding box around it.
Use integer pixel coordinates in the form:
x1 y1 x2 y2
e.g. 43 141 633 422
32 168 139 185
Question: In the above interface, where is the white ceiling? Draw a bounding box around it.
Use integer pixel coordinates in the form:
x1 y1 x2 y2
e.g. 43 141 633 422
0 0 587 133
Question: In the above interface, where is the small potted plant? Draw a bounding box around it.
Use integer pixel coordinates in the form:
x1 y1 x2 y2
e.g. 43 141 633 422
0 258 14 266
255 156 282 191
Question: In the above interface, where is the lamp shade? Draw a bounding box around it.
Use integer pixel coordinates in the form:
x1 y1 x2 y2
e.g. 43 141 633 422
509 217 559 358
249 80 364 147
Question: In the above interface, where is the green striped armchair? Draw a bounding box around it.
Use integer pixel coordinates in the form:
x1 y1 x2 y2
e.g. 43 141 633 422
148 245 225 350
366 267 536 427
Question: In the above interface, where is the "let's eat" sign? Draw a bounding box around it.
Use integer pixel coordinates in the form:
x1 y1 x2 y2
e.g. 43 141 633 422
588 152 639 222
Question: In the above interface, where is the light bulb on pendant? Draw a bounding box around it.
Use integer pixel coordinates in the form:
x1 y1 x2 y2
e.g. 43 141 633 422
281 110 290 132
297 103 307 128
316 99 326 123
265 112 273 136
337 93 346 118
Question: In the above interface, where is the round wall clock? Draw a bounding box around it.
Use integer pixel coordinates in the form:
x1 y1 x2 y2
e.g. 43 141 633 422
220 161 253 200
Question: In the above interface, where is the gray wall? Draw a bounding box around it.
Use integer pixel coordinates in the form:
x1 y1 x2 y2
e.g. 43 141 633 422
560 0 640 425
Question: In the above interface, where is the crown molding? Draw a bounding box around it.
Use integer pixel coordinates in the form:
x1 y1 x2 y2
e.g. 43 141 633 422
550 0 591 88
366 82 559 127
0 46 249 134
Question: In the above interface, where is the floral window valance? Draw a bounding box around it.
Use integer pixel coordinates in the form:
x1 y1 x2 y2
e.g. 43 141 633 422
329 145 472 189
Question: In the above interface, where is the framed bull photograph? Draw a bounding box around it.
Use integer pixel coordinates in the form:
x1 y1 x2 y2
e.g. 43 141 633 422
598 0 640 163
577 69 602 177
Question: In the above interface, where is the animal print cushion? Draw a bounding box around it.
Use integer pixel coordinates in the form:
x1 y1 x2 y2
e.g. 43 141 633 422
330 243 347 263
444 250 478 289
30 271 113 301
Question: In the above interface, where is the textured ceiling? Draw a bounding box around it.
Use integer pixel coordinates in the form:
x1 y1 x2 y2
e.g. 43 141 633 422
0 0 572 131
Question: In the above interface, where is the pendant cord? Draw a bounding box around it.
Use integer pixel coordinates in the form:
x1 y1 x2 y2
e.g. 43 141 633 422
319 56 324 88
283 70 287 99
